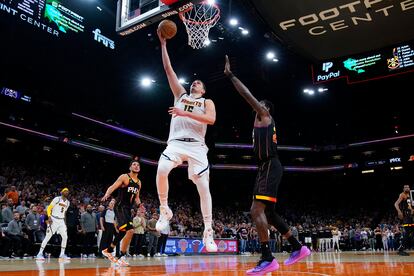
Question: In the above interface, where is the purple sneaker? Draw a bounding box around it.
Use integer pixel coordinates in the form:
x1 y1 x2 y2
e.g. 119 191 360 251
246 258 279 275
284 246 311 266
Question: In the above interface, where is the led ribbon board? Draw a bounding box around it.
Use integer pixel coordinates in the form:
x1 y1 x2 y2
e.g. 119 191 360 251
0 0 84 37
312 41 414 84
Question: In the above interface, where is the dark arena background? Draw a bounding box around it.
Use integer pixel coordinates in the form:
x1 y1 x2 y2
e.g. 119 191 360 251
1 0 414 275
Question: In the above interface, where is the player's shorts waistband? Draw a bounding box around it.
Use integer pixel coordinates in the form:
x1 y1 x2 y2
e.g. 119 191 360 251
253 195 277 203
51 215 65 220
175 138 199 142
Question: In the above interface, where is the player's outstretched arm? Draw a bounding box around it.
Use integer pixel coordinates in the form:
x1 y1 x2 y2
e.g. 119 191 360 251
102 175 126 201
224 55 268 118
158 29 186 100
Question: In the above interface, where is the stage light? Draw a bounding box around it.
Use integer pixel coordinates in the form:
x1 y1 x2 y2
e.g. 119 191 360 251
204 39 211 46
229 18 238 26
207 0 215 5
303 89 315 95
318 88 328 92
179 78 188 84
241 29 249 35
362 169 374 174
141 77 154 87
266 52 275 60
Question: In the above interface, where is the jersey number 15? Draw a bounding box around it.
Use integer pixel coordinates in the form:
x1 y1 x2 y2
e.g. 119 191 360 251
184 105 194 112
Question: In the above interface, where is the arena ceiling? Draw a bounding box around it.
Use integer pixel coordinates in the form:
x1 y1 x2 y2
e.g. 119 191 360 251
0 0 413 150
244 0 414 61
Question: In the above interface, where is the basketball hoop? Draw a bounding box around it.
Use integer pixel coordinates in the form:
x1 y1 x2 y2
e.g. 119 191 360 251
179 1 220 49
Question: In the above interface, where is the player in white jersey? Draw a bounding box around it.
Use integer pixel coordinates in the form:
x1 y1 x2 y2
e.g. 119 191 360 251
155 29 217 252
36 188 70 261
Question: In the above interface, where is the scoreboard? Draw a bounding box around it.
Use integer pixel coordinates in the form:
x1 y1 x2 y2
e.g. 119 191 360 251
312 41 414 84
0 0 85 37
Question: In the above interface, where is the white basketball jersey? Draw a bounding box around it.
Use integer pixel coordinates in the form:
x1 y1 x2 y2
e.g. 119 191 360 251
50 196 70 219
167 93 207 143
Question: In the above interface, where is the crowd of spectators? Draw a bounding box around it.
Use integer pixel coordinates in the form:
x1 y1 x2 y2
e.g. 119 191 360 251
0 162 410 259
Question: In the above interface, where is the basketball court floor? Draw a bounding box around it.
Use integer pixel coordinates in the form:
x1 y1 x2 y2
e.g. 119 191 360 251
0 252 413 275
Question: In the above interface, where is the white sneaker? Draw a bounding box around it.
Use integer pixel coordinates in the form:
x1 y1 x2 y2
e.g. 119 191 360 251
59 254 71 261
88 254 96 258
138 254 145 258
203 228 218 252
147 253 150 257
156 206 173 232
116 256 129 266
35 253 45 261
102 249 117 264
155 253 161 257
162 253 168 257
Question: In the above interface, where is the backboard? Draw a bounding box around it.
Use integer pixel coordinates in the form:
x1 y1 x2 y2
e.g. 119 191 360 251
116 0 203 36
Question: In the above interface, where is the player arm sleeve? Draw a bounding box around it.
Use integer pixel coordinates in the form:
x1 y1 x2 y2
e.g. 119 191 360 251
47 198 58 217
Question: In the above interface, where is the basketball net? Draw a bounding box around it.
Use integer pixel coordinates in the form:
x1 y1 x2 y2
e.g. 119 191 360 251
179 1 220 49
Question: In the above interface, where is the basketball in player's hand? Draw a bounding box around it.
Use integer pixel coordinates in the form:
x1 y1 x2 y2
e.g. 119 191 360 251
158 19 177 39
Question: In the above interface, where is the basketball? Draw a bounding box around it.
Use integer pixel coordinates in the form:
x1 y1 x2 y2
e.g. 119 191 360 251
158 19 177 40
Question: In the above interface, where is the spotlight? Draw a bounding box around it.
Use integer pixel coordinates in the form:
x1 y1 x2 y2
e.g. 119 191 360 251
266 52 275 60
241 29 249 35
204 39 211 46
303 89 315 95
141 77 154 87
178 78 188 84
207 0 215 5
229 18 238 26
